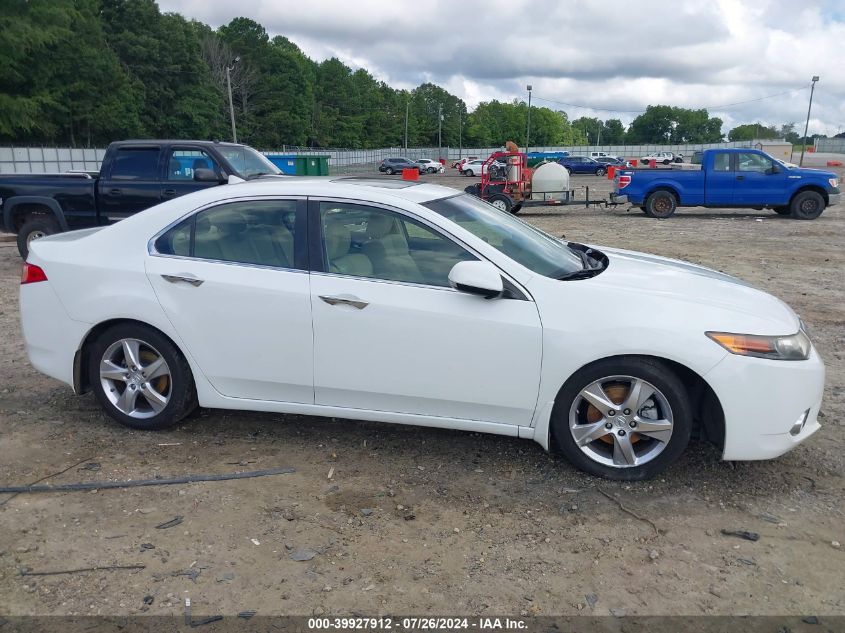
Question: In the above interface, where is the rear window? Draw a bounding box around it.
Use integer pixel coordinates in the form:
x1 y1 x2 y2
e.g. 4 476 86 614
110 147 160 180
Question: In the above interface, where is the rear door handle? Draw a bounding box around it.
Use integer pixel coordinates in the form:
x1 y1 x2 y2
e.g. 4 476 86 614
109 188 122 195
162 274 204 287
319 294 368 309
163 189 177 197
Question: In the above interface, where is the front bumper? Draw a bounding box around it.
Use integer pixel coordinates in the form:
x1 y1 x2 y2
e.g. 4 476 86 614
828 192 841 207
704 346 825 461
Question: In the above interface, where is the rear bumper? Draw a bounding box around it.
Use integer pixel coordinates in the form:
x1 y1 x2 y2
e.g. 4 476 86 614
828 192 841 207
610 193 628 204
704 347 825 461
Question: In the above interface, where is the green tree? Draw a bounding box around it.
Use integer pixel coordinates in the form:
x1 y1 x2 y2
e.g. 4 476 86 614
627 106 723 143
601 119 626 144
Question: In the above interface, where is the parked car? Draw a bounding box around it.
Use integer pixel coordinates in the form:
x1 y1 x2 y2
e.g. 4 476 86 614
0 139 283 258
21 178 825 480
588 151 621 161
641 151 685 165
558 156 608 176
594 156 632 168
451 156 478 169
613 148 840 219
416 159 445 174
461 158 507 177
378 157 421 175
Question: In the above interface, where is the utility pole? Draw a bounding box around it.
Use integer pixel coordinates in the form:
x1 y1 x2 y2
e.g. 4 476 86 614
437 103 442 160
404 101 409 151
458 110 463 160
226 56 240 143
525 85 532 154
596 121 601 147
800 75 819 166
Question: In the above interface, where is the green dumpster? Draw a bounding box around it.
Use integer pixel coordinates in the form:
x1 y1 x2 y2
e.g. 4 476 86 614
294 155 329 176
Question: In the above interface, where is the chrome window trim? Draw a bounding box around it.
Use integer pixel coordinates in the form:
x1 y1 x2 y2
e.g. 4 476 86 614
310 195 533 299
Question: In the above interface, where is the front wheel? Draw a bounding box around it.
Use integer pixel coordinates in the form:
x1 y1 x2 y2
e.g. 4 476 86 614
595 167 606 176
88 323 197 430
790 191 825 220
17 216 60 259
551 357 692 480
385 168 394 175
644 190 678 218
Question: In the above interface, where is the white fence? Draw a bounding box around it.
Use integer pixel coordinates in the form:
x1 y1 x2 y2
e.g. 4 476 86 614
1 140 764 175
814 138 845 154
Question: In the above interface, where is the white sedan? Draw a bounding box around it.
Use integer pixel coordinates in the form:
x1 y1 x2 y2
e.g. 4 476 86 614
416 159 445 174
20 178 824 479
461 159 506 177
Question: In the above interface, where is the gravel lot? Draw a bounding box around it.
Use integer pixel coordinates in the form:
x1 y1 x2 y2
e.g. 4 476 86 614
1 167 843 618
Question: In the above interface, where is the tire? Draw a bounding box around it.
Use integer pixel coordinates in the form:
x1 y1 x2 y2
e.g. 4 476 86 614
595 167 606 177
17 216 60 259
773 206 791 216
467 169 477 177
644 190 678 219
551 356 692 480
487 193 513 213
639 206 648 214
88 323 197 430
662 159 670 165
789 190 825 220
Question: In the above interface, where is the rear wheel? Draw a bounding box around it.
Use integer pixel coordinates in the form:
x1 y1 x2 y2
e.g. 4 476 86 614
17 216 61 259
790 191 825 220
551 357 692 480
644 190 678 218
88 323 197 430
662 159 671 165
487 193 514 213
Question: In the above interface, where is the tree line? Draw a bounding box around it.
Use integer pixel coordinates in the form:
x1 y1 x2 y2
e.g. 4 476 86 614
1 1 837 150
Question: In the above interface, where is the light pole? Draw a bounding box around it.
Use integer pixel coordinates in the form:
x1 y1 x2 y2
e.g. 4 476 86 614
800 75 819 166
226 56 240 143
404 100 409 151
438 103 442 160
458 109 463 160
525 85 532 154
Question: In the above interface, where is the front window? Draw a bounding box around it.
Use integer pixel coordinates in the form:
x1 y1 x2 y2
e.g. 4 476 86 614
216 146 282 179
424 194 584 278
166 149 221 181
737 152 774 173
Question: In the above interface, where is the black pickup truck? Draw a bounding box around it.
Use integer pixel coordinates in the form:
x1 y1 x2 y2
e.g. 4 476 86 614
0 139 284 257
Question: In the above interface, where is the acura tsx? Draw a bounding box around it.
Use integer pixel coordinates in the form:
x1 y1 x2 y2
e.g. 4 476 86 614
19 178 824 479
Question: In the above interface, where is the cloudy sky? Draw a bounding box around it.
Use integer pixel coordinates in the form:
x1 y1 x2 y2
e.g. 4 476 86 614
160 0 845 135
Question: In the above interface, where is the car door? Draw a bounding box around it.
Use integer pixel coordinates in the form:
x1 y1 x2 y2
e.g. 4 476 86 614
145 197 314 403
308 199 543 426
703 151 735 205
161 146 225 202
733 152 781 205
98 144 164 223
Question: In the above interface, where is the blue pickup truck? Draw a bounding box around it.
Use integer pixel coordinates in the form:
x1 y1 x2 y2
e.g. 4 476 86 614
611 148 840 219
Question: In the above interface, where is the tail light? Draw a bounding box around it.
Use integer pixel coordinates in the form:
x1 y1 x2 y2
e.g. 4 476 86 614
21 263 48 284
617 175 632 189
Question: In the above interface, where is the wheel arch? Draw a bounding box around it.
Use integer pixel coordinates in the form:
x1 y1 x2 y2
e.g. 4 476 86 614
73 318 191 395
644 185 681 205
789 185 828 206
534 353 725 454
3 196 69 233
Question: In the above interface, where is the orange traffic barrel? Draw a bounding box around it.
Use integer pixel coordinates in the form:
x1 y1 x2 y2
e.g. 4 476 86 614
607 166 616 180
402 168 419 181
649 159 657 168
630 159 637 167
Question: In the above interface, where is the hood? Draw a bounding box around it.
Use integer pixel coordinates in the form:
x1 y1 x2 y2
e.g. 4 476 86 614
581 245 800 335
785 166 837 181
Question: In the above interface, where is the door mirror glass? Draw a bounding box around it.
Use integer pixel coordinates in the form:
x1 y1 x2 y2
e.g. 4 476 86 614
193 167 220 182
767 164 782 175
448 261 503 299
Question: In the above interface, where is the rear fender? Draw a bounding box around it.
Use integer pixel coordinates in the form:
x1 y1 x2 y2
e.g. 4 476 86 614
3 196 68 232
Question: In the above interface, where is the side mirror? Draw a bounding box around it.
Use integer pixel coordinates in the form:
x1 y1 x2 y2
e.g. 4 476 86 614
448 261 504 299
194 168 222 183
768 164 782 174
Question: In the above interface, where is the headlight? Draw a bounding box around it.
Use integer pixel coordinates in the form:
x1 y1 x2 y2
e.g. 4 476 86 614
705 330 811 360
829 178 839 189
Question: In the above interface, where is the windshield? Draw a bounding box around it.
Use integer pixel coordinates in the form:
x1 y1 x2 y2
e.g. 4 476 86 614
217 146 282 178
423 194 584 277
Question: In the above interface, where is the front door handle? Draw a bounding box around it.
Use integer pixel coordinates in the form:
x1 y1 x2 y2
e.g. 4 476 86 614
319 294 368 309
163 189 177 197
162 274 204 287
735 175 745 181
109 188 122 195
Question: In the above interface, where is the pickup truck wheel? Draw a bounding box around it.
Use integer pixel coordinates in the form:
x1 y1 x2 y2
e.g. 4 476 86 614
790 191 825 220
89 323 197 430
644 191 678 219
17 217 60 259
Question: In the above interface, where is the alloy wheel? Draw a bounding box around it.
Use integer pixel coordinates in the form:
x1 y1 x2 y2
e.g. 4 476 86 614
568 375 674 468
99 338 172 419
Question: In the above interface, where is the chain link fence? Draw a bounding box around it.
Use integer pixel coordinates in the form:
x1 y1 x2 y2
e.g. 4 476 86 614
1 141 768 175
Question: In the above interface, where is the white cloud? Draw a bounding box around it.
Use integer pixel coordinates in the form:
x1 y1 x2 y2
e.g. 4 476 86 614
159 0 845 135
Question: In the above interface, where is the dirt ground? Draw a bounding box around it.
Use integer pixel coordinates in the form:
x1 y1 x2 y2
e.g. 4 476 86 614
1 168 843 619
